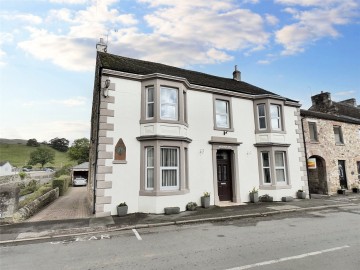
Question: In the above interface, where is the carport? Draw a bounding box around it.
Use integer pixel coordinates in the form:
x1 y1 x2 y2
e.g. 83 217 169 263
71 162 89 182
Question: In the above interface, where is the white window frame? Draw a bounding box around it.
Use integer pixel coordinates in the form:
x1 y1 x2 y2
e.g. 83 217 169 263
160 87 178 121
146 86 155 119
261 152 271 185
160 147 179 190
257 104 267 130
274 151 287 184
270 104 282 130
145 147 154 190
215 99 230 128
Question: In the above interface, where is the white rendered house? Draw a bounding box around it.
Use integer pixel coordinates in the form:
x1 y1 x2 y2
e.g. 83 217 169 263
89 46 308 217
0 161 14 176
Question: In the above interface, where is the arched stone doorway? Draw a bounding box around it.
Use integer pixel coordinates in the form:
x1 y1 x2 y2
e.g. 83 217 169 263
308 155 328 194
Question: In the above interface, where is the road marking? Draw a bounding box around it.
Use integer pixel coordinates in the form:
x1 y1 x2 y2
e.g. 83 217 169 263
132 229 142 240
226 245 350 270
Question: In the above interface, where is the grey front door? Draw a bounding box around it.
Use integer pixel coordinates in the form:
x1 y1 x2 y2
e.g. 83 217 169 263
338 160 348 189
217 150 232 201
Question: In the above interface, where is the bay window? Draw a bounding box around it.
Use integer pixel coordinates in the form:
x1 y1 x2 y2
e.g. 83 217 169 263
145 147 154 189
160 87 178 120
254 100 285 133
146 87 154 119
160 147 179 189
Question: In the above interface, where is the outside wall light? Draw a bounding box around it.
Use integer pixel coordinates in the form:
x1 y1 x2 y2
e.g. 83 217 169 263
103 79 111 98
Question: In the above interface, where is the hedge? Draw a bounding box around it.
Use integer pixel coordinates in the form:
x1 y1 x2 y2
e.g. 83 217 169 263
52 175 71 196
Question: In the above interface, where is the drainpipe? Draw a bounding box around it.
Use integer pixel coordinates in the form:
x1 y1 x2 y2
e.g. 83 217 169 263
92 66 102 214
301 117 311 199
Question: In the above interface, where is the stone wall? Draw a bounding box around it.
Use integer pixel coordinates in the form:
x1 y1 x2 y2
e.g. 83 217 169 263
303 117 360 194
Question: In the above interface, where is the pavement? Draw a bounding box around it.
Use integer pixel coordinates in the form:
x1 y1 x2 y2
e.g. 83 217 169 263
1 193 359 245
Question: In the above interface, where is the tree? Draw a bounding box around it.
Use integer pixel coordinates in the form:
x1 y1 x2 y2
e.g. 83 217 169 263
49 137 69 152
68 138 90 164
26 138 40 147
28 147 55 168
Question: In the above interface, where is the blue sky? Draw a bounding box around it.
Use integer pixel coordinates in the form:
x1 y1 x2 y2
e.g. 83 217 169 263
0 0 359 142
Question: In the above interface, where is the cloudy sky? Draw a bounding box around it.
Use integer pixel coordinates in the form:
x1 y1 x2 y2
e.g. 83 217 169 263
0 0 359 142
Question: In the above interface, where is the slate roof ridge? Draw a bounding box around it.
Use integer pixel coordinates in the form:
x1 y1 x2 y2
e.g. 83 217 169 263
301 109 360 125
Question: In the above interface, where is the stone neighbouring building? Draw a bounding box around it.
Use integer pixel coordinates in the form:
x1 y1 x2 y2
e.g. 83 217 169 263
301 92 360 194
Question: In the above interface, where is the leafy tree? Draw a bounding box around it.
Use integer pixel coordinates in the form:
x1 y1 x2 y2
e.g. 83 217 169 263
49 137 69 152
28 147 55 168
68 138 90 164
26 138 40 147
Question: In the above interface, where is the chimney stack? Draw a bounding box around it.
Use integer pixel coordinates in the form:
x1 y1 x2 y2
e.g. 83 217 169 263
233 65 241 81
96 38 107 53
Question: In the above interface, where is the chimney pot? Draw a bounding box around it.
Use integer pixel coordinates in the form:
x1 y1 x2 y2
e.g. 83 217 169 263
233 65 241 81
96 38 107 53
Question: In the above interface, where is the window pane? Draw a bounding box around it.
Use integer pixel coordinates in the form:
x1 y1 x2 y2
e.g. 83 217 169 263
270 105 281 129
334 126 343 143
147 147 154 167
215 100 229 128
275 152 284 166
162 169 177 186
259 118 266 129
147 168 154 188
160 87 178 120
264 168 271 183
262 152 270 167
258 104 265 117
147 104 154 118
147 87 154 102
216 114 229 128
216 100 228 114
309 122 317 141
161 148 178 166
276 169 285 182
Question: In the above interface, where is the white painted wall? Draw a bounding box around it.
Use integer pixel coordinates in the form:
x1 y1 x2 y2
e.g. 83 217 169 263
100 76 305 214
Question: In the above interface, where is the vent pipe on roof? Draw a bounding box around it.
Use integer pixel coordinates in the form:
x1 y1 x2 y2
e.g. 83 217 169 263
233 65 241 81
96 38 107 53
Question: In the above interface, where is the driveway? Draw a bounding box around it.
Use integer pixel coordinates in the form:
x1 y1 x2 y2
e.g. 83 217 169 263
27 186 93 222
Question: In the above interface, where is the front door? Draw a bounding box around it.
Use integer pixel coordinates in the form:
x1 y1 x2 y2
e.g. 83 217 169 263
338 160 348 189
217 150 233 201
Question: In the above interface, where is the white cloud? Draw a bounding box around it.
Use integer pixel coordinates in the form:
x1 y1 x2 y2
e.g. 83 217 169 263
52 97 87 106
0 33 14 67
265 14 279 25
0 12 43 24
275 0 358 55
333 90 356 96
257 60 270 65
50 0 89 4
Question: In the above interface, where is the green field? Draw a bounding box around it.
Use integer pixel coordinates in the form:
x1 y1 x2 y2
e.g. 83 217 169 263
0 143 75 168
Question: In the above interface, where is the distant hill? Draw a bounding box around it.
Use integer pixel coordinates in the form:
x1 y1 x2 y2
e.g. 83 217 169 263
0 143 75 168
0 138 28 145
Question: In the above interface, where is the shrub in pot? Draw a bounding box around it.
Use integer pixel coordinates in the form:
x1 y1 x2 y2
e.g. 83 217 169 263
201 192 210 208
259 194 273 202
117 202 128 216
296 189 306 199
249 187 259 203
186 202 197 211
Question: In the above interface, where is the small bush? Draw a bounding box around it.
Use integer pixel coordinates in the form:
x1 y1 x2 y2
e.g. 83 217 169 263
186 202 197 211
19 172 26 180
54 164 72 178
52 175 70 196
19 179 39 196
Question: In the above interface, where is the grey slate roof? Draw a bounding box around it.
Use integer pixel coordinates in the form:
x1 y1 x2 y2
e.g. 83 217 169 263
72 162 89 171
97 52 296 101
301 109 360 125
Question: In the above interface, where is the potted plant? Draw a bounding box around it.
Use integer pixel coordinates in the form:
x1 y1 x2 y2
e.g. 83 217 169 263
186 202 197 211
351 183 359 193
117 202 128 216
201 192 210 208
249 187 259 203
296 189 306 199
259 194 273 202
337 186 346 195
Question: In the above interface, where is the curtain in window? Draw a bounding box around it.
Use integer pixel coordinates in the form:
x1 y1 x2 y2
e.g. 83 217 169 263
161 148 178 187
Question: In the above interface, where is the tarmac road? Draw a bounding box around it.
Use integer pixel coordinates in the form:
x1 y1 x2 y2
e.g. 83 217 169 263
1 204 359 270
